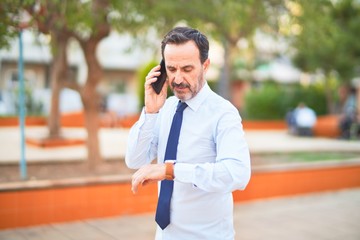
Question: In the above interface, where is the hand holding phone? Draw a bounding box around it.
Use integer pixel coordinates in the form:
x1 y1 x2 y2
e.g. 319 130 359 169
151 60 167 94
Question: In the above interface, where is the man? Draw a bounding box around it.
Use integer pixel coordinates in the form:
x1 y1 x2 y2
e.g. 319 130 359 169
126 27 251 240
339 86 358 139
293 102 317 136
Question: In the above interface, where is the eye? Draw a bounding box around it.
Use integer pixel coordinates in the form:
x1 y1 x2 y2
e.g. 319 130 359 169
168 68 176 73
183 67 193 72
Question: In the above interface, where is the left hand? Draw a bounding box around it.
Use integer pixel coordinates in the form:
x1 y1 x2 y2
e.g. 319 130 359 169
144 65 168 114
131 164 166 194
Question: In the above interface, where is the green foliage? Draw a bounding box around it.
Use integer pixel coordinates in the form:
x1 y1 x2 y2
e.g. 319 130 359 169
207 81 218 93
121 0 285 99
0 0 22 49
288 83 328 115
0 0 39 48
110 1 183 45
254 151 359 163
290 0 360 82
136 60 158 110
13 84 44 116
287 152 359 162
244 82 288 120
244 81 327 120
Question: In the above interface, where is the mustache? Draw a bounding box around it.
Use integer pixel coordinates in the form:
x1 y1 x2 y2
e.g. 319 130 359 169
171 82 190 88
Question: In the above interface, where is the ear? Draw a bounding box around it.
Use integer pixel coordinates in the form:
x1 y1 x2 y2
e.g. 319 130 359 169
203 58 210 73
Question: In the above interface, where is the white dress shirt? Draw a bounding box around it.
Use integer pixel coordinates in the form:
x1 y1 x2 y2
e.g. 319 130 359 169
295 107 317 128
126 83 251 240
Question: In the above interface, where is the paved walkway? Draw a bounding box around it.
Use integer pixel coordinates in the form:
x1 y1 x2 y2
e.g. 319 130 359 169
1 127 360 239
0 188 359 240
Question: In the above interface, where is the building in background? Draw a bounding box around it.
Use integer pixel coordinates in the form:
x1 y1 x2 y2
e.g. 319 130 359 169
0 30 154 116
1 29 311 116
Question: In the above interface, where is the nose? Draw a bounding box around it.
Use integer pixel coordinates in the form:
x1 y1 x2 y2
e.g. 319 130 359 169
173 71 183 84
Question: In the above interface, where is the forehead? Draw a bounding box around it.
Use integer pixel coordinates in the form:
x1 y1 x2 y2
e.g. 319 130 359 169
164 41 200 65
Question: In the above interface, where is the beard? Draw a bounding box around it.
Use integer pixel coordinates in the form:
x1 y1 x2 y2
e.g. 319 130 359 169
171 70 205 101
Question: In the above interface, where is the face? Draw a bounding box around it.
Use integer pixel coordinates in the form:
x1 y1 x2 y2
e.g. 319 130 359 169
164 41 210 101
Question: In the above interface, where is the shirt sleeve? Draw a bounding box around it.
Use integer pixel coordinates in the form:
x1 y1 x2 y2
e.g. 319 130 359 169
125 108 159 169
174 110 251 193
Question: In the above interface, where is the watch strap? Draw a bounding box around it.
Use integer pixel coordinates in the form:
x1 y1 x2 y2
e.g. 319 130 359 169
165 162 175 180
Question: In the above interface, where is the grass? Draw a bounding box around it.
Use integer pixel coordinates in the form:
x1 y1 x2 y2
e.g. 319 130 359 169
286 152 359 162
252 152 360 165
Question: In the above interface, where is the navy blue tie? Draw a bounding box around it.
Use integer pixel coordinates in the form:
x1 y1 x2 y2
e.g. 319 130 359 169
155 101 187 230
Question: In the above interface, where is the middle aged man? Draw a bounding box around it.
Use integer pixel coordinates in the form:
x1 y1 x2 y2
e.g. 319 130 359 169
126 26 251 240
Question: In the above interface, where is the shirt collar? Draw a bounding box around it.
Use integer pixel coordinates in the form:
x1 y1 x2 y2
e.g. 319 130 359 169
184 82 211 112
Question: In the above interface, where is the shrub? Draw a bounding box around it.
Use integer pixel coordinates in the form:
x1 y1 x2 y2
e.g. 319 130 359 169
244 81 327 120
13 85 44 116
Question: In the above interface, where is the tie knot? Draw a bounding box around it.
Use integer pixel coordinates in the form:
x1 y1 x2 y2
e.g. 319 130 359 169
176 101 188 113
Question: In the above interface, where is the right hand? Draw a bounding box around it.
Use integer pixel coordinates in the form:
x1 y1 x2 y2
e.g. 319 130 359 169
131 163 166 194
144 64 168 113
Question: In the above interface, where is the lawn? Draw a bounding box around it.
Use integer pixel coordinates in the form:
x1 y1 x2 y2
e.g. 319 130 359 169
251 152 360 166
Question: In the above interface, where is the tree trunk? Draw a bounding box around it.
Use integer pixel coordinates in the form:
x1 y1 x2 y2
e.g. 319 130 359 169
218 39 231 100
48 34 69 138
324 73 336 114
74 0 110 170
80 40 104 170
218 38 240 101
81 83 101 170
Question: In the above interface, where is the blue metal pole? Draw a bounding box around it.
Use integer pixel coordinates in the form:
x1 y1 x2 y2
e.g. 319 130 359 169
18 29 27 180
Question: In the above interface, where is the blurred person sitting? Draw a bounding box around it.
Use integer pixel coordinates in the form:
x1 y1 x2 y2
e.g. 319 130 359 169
293 102 317 136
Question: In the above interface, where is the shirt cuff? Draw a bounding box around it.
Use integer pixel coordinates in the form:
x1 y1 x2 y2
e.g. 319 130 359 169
174 163 195 183
139 107 158 131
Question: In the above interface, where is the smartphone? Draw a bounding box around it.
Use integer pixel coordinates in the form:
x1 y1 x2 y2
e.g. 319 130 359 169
151 59 167 94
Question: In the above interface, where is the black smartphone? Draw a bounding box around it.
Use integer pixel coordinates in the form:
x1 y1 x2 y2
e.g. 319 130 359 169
151 59 167 94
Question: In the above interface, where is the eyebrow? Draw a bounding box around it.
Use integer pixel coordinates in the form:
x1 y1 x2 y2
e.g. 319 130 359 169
167 64 194 70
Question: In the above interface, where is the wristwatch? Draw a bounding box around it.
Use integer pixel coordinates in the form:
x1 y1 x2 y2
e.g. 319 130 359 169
164 160 176 180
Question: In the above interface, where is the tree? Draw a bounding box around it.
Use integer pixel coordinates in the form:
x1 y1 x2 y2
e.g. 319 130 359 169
26 0 114 169
21 0 173 170
73 0 111 169
3 0 195 170
27 1 77 139
1 0 73 139
288 0 360 112
0 0 21 49
181 0 274 99
26 0 172 169
125 0 284 99
2 0 290 169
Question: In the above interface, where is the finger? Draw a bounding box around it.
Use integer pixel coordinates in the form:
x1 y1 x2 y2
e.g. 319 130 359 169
132 175 148 193
145 65 161 81
145 73 160 87
146 70 160 79
131 171 140 184
151 64 161 72
132 179 139 194
131 172 142 194
146 65 161 79
160 80 169 95
142 179 155 187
